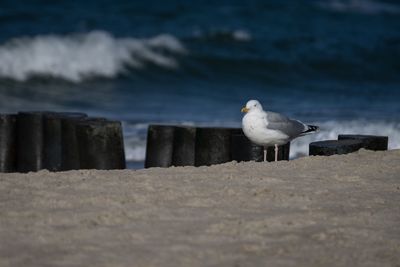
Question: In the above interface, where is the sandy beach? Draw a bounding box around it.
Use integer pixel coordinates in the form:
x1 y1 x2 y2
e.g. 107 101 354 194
1 149 399 267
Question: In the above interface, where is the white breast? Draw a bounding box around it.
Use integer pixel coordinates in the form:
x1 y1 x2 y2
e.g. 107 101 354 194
242 112 289 146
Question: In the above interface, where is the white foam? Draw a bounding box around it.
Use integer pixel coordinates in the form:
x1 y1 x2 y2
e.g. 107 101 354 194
232 30 252 41
122 122 148 162
0 31 187 82
318 0 400 14
125 143 147 162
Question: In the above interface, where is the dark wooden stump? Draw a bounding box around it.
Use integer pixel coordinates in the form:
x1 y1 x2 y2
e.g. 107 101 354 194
338 134 388 151
309 140 364 156
16 112 45 172
145 125 175 168
60 114 90 171
43 112 87 171
195 127 231 166
76 119 126 170
172 126 196 167
0 114 17 172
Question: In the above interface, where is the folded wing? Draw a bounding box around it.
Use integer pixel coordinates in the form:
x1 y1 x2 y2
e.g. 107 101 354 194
265 111 310 139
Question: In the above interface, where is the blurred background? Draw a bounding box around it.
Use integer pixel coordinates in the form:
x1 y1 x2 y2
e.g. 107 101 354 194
0 0 399 168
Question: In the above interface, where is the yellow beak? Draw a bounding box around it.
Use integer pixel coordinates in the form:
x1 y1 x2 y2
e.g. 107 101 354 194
241 107 249 113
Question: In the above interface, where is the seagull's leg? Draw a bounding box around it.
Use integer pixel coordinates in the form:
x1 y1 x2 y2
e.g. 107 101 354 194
263 146 267 162
274 144 278 162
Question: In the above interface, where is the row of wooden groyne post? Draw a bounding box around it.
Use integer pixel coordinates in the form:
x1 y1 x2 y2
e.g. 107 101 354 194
145 125 290 168
145 125 388 168
0 112 125 173
0 113 389 172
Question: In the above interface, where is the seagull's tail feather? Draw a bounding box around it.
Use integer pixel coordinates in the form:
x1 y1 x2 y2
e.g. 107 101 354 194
301 125 319 135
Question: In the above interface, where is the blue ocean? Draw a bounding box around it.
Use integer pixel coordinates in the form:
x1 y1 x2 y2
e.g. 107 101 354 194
1 0 399 167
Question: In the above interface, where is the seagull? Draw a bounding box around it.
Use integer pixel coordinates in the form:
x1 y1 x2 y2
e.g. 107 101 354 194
241 99 319 162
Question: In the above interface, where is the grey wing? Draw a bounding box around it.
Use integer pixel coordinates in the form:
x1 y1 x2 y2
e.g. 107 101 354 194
265 111 307 138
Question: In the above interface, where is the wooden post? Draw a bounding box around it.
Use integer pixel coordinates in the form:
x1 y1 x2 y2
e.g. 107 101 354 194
76 119 126 170
0 114 17 172
60 114 90 171
338 134 388 151
172 126 196 167
195 127 231 166
309 140 364 156
145 125 175 168
16 112 44 172
43 112 87 171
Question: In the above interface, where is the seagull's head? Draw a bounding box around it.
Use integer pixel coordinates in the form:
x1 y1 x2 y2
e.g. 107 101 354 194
241 99 263 113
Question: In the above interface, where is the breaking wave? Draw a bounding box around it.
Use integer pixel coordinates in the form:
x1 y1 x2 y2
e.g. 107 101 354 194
0 31 187 82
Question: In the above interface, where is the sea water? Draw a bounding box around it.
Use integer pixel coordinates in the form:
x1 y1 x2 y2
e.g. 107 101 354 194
0 0 399 167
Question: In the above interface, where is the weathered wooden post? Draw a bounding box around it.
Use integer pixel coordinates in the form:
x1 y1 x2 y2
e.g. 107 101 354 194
76 119 126 170
338 135 388 151
172 126 196 167
309 140 364 156
0 114 17 172
145 125 175 168
195 127 232 166
43 112 87 171
16 112 45 172
60 114 90 171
